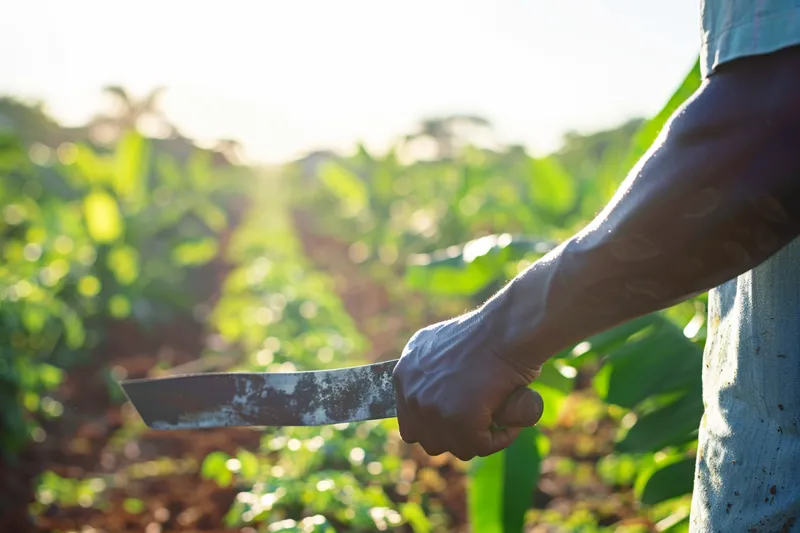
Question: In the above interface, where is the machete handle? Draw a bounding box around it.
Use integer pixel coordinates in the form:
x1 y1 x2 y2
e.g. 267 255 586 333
492 386 545 428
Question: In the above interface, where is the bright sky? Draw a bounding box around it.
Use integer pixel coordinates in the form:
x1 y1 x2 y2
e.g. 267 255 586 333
1 0 700 164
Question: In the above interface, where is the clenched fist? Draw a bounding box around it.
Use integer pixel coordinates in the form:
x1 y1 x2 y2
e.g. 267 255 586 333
392 307 544 461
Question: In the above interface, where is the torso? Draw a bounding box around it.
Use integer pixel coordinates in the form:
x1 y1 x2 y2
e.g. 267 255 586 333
690 238 800 532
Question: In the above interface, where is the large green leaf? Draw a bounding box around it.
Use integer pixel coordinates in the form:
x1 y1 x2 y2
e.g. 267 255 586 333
637 456 696 505
468 451 504 533
531 360 575 430
537 359 576 395
468 427 543 533
502 427 542 532
616 392 703 454
405 234 556 297
577 314 661 356
597 318 702 409
554 313 661 368
533 383 568 428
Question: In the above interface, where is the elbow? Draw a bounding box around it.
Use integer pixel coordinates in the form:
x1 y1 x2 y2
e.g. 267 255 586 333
669 45 800 148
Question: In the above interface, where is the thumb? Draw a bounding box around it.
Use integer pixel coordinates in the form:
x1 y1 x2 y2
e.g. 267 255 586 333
493 387 544 427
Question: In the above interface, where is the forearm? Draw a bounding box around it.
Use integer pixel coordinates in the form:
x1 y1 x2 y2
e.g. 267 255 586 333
486 49 800 368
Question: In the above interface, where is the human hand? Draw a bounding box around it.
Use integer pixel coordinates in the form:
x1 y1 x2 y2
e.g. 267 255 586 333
392 309 544 460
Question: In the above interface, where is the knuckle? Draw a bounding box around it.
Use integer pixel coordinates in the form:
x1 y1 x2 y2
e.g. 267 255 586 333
405 394 422 412
441 409 468 425
403 330 425 355
474 439 499 458
418 401 442 419
419 440 445 456
396 420 415 441
399 432 418 444
475 446 497 458
424 447 446 457
452 449 476 461
392 359 410 382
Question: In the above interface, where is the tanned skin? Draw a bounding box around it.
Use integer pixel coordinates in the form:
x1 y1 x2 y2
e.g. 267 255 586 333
392 45 800 461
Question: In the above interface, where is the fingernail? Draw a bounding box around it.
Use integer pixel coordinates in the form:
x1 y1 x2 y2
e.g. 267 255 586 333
523 394 542 424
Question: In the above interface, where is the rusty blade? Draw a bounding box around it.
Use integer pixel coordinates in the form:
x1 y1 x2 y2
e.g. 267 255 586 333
120 359 398 430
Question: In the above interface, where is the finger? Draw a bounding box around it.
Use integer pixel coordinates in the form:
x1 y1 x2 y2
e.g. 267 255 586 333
474 426 523 457
424 421 476 461
440 414 486 461
416 405 452 457
395 396 420 444
493 387 544 428
444 435 477 461
420 441 448 456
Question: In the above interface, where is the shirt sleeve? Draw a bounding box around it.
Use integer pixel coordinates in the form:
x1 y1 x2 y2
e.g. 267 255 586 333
701 0 800 77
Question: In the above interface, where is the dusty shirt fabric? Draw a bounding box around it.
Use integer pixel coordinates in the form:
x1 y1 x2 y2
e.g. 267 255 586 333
692 3 800 531
691 240 800 532
701 0 800 77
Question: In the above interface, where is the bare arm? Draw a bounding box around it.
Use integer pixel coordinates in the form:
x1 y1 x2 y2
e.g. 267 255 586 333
486 46 800 369
393 46 800 460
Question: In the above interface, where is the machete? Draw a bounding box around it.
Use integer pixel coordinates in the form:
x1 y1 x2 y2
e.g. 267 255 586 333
120 359 543 430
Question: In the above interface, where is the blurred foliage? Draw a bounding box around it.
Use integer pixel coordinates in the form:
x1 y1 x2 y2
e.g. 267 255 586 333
1 56 706 533
0 127 245 460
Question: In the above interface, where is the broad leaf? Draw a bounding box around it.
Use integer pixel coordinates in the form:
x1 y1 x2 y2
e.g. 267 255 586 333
578 314 660 356
468 427 543 533
468 452 504 533
502 427 542 532
537 359 576 394
616 392 703 454
553 314 662 371
405 234 556 297
533 383 567 428
637 456 696 505
599 318 702 409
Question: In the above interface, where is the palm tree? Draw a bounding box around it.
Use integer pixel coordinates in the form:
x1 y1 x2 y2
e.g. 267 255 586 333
88 85 173 144
211 138 244 166
403 114 493 161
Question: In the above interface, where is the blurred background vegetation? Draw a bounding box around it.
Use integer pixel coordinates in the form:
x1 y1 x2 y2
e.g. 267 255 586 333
0 51 710 533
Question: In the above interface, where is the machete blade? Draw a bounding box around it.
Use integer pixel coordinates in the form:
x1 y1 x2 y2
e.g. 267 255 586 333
120 359 398 430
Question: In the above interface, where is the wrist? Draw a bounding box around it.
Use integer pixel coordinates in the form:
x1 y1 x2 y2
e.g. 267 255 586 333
479 241 573 369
